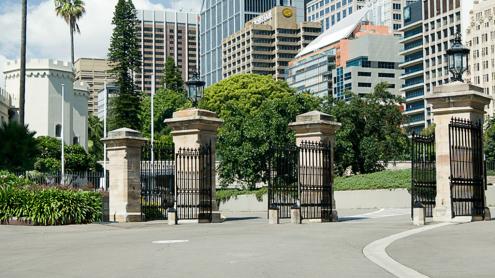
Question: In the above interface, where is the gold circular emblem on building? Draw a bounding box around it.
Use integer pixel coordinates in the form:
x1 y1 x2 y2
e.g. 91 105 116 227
282 8 293 18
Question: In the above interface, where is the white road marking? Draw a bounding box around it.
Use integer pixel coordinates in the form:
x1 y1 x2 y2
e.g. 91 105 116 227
363 223 453 278
152 240 189 244
345 208 409 220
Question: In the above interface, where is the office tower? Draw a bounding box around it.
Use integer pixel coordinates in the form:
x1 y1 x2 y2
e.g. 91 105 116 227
136 9 199 94
399 0 426 133
288 7 403 98
74 58 113 115
466 0 495 117
222 6 321 80
200 0 306 86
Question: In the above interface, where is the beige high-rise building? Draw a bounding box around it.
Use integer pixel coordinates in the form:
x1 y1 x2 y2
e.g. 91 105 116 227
222 6 321 80
74 58 113 115
467 0 495 116
136 10 199 94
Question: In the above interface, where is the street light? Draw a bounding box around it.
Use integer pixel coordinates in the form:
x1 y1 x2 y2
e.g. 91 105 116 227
185 71 205 107
446 32 470 82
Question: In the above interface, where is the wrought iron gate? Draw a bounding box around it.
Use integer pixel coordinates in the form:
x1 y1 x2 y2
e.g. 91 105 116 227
141 143 213 222
449 118 486 218
176 144 213 222
411 133 436 218
268 141 334 221
140 143 175 221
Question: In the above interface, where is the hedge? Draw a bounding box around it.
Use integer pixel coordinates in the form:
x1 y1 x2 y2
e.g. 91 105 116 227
0 172 102 225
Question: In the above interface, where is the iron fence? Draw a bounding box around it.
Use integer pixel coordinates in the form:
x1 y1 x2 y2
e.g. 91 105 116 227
268 141 334 221
11 170 108 191
411 133 436 218
140 143 175 221
176 144 213 222
449 118 486 218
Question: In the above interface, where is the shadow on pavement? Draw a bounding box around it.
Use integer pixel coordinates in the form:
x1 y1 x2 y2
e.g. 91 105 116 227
338 217 368 222
223 217 261 222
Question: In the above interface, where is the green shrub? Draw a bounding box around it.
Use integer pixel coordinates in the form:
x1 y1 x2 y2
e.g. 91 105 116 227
0 185 102 225
0 171 31 188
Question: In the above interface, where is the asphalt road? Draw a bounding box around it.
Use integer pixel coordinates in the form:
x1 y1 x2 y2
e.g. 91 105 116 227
0 209 493 278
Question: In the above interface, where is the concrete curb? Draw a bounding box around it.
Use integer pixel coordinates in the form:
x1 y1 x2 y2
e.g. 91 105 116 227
363 223 453 278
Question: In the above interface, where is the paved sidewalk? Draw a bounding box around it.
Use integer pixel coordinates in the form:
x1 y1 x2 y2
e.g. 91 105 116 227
388 217 495 278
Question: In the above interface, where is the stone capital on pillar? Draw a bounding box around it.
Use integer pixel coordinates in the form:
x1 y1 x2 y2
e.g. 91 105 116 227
165 108 223 221
101 128 147 223
426 82 491 222
164 108 223 148
288 111 341 146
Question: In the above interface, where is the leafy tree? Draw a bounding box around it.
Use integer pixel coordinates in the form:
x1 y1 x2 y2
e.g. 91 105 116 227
34 136 100 172
322 83 409 175
200 74 320 188
0 122 38 172
420 124 436 136
139 89 190 140
108 0 142 131
88 115 103 160
54 0 86 65
484 118 495 162
161 57 184 92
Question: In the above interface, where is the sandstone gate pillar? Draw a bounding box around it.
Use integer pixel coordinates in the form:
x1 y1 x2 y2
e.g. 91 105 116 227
101 128 147 222
289 111 341 222
165 108 223 223
426 82 491 222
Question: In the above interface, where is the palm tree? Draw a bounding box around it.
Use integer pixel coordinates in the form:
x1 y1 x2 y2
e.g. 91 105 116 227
54 0 86 65
19 0 27 126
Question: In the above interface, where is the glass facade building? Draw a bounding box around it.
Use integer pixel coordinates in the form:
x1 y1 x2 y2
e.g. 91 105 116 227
200 0 306 86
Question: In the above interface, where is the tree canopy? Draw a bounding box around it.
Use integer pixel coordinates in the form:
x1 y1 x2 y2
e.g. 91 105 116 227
322 83 409 175
108 0 142 131
139 88 190 143
0 122 38 172
200 74 320 188
161 57 184 92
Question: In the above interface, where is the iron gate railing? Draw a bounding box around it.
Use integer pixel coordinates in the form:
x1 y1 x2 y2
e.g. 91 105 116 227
449 118 486 218
140 143 175 221
299 142 333 222
411 133 436 218
268 141 334 221
176 144 213 223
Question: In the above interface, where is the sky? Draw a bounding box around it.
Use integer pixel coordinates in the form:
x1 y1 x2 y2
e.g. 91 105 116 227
0 0 203 84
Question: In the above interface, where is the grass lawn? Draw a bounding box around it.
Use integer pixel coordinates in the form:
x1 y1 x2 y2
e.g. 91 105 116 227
334 169 411 191
217 169 412 203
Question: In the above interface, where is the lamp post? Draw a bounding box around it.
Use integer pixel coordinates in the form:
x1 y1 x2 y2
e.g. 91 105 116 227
446 32 470 82
185 71 205 107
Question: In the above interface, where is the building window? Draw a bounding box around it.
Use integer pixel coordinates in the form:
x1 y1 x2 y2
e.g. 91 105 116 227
358 82 372 88
55 124 62 138
73 137 80 145
358 71 371 77
378 73 395 78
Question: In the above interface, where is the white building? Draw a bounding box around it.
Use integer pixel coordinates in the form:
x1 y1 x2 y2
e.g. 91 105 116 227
0 87 11 124
467 0 495 117
306 0 404 35
4 59 89 149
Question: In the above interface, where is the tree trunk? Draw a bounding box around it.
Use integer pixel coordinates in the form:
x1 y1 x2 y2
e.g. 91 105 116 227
19 0 27 126
70 21 75 65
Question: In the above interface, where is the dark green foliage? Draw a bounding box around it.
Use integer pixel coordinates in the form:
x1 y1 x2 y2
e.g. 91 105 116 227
420 124 436 136
161 57 184 92
200 74 320 189
485 118 495 162
0 122 38 172
322 83 409 175
0 184 102 225
34 136 101 172
88 115 103 161
108 0 142 131
139 89 190 140
0 171 31 187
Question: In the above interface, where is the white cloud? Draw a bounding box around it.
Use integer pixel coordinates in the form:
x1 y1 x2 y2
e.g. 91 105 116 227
0 0 167 80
